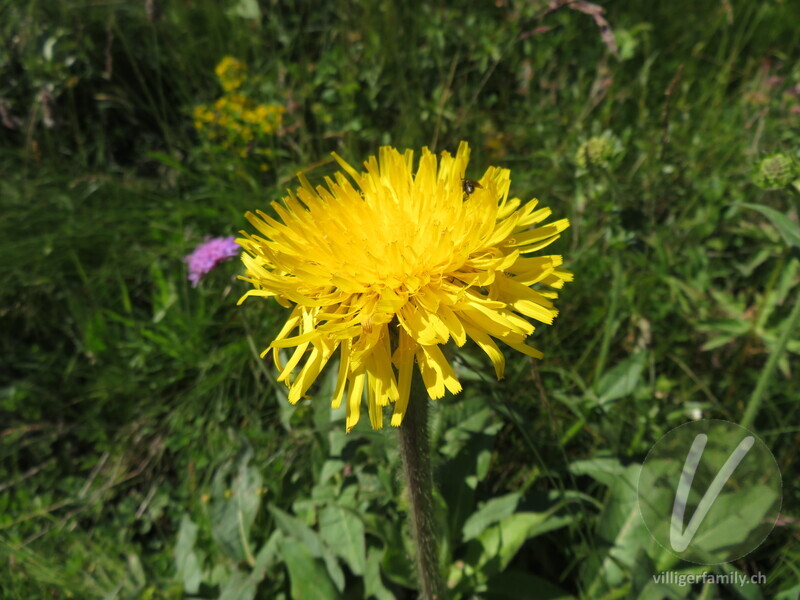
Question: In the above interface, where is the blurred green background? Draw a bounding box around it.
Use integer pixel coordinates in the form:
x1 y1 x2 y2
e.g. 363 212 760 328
2 0 799 598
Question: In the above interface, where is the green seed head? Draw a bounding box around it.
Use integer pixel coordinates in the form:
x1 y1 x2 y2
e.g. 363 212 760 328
754 153 798 190
576 134 621 169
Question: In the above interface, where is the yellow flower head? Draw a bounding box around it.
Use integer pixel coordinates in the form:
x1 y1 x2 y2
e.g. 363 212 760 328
237 142 572 431
214 56 248 93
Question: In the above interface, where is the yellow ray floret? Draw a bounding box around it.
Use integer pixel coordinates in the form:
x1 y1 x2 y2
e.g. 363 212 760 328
237 142 571 431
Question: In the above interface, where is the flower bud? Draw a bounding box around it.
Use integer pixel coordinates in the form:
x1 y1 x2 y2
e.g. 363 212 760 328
754 153 798 190
575 134 621 169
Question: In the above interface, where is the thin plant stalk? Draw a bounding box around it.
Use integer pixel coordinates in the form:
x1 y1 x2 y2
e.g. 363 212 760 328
397 383 446 600
594 257 621 387
740 278 800 429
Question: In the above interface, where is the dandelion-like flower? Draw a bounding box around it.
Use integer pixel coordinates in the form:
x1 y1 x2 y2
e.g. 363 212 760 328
185 236 240 287
238 142 572 431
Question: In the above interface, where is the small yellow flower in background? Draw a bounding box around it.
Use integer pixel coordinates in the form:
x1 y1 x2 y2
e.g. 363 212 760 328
237 142 572 432
191 57 286 166
215 56 247 93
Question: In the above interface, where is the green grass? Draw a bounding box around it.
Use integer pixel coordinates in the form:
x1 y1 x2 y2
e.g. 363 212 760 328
2 0 800 598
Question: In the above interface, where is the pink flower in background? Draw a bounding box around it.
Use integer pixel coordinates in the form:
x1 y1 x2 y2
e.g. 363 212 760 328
185 236 240 287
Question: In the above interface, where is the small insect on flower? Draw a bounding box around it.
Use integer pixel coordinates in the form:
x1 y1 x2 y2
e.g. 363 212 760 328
462 178 483 198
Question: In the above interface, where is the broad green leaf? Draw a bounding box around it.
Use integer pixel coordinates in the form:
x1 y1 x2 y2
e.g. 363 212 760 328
218 569 259 600
218 540 279 600
310 481 338 503
328 427 349 457
738 203 800 250
596 351 646 405
569 458 628 487
465 511 572 578
689 485 779 559
461 492 521 541
596 464 646 551
174 514 202 594
380 531 417 589
233 457 263 540
253 531 281 574
318 459 346 486
211 449 263 564
438 407 502 546
476 447 492 480
362 503 416 590
582 463 651 596
270 505 325 554
318 504 366 576
364 546 394 600
227 0 261 20
775 258 800 304
279 538 341 600
719 567 764 600
269 505 345 591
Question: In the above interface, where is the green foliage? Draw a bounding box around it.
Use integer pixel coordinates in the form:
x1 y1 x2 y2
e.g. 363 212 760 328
2 0 800 598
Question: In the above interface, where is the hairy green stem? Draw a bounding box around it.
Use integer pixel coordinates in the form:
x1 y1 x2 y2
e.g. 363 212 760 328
741 277 800 429
397 386 446 600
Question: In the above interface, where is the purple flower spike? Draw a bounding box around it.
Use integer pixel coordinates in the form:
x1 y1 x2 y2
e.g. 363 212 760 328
185 235 240 287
